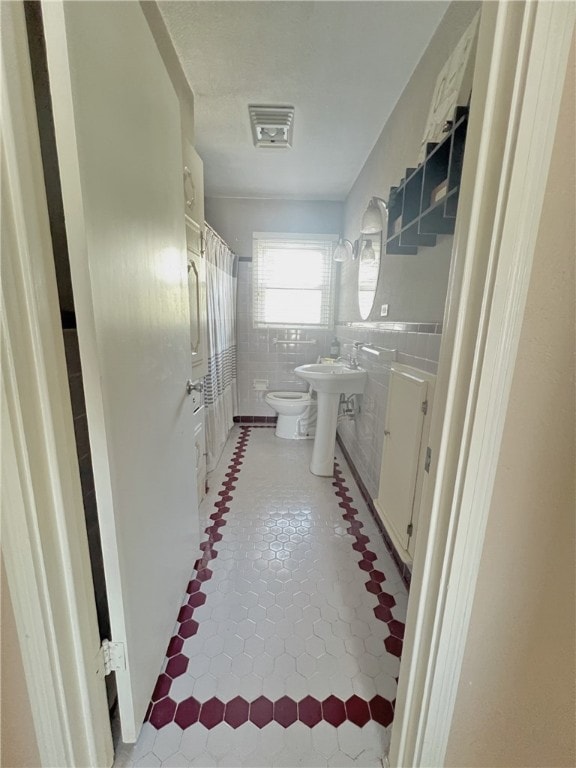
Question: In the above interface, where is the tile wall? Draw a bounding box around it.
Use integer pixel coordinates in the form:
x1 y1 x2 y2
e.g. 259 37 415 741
335 323 442 501
236 261 333 416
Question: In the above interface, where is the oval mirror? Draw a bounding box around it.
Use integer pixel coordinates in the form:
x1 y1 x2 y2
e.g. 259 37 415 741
357 232 382 319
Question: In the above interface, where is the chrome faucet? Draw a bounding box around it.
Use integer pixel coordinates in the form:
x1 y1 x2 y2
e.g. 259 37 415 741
337 342 361 369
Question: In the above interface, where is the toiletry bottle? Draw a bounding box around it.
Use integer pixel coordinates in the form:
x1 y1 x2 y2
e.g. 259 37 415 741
329 338 340 359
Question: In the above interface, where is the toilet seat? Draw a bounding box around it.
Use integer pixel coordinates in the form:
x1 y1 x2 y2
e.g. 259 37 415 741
266 391 311 403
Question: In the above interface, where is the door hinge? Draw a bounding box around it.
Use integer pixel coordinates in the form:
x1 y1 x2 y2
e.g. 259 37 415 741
421 399 428 415
97 639 126 678
424 446 432 473
407 523 413 536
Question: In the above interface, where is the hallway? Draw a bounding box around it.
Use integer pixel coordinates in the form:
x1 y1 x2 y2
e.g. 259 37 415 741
115 426 408 767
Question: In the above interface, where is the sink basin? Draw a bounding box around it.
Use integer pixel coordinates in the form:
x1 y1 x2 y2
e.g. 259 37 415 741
295 363 366 394
294 363 367 476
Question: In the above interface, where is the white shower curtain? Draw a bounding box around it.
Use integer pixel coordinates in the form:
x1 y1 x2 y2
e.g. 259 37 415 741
203 225 238 471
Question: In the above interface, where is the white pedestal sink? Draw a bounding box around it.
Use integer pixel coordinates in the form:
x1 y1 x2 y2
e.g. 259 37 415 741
295 363 367 476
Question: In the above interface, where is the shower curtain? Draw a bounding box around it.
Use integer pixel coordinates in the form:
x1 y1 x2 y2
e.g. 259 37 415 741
203 224 238 471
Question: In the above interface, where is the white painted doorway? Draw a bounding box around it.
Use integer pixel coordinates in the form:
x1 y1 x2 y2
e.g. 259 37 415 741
41 1 200 743
3 0 573 765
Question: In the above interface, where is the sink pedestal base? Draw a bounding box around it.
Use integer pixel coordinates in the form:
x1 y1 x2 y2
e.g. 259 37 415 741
310 392 340 476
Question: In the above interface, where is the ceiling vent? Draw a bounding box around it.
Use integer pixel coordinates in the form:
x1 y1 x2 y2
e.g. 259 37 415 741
249 105 294 148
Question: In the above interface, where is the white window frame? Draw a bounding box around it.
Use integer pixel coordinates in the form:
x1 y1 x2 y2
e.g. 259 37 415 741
252 232 337 329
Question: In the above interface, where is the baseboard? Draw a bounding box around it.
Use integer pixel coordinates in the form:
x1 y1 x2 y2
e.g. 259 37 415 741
336 434 411 590
233 416 277 425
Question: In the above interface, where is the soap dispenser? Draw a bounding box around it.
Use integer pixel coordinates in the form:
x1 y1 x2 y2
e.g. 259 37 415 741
329 338 340 359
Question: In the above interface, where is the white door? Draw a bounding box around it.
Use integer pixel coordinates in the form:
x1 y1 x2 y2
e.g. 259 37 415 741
42 2 199 742
377 370 428 556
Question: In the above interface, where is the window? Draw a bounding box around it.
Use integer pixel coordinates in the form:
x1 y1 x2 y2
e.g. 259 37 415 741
252 233 336 328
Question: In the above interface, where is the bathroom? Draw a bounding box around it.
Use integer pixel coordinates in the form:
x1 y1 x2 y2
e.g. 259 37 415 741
143 0 472 761
12 0 478 763
4 1 574 767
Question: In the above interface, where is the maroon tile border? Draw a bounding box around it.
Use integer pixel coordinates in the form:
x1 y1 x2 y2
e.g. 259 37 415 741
146 427 251 725
333 461 406 659
336 434 412 589
233 415 277 425
146 427 398 732
149 693 395 731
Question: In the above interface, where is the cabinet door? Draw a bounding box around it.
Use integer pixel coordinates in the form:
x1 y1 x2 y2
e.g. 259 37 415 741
377 370 428 557
187 220 208 379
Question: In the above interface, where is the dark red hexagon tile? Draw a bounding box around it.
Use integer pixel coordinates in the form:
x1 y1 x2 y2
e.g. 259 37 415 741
151 674 171 702
298 696 322 728
370 569 386 583
250 696 274 728
374 604 393 622
165 653 188 679
188 591 207 609
345 695 371 727
384 635 403 658
175 697 201 729
369 695 394 728
388 620 405 639
224 696 249 728
378 592 396 608
366 579 383 595
274 696 298 727
178 619 199 639
322 695 347 727
178 605 194 623
166 635 183 657
199 697 225 729
197 568 212 581
149 696 176 728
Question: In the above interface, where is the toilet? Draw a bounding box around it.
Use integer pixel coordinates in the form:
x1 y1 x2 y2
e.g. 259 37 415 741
265 391 312 440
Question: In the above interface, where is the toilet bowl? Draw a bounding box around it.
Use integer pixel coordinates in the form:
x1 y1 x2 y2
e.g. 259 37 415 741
265 391 312 440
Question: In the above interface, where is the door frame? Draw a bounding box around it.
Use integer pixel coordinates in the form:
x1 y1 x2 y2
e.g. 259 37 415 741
391 2 575 766
2 0 573 766
1 2 113 766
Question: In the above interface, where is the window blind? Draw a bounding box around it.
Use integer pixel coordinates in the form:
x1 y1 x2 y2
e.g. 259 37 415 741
252 233 336 328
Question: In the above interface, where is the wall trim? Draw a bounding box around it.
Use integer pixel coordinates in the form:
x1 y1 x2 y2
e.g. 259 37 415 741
233 415 277 425
337 322 443 334
336 434 411 590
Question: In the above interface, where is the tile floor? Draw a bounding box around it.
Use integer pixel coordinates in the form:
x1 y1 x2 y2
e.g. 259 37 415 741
115 426 408 767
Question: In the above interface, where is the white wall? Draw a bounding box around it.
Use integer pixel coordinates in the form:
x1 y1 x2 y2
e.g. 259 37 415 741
338 1 480 324
335 1 479 505
206 197 343 416
445 33 575 768
205 197 342 260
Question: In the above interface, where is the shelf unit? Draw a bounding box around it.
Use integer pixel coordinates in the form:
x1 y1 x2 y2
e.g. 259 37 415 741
385 106 469 255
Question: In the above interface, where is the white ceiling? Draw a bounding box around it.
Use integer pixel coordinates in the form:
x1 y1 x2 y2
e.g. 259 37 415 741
160 1 449 201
